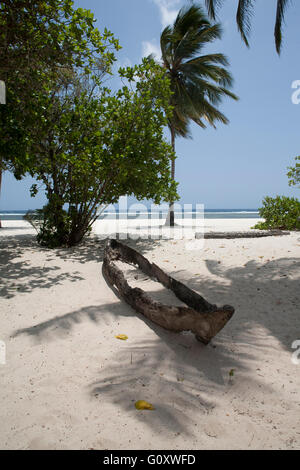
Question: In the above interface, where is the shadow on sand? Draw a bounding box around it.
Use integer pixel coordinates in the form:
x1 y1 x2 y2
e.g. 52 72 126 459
0 233 160 298
11 237 299 437
0 234 84 297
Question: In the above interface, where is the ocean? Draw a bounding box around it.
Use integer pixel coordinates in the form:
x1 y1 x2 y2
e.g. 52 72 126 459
0 209 259 221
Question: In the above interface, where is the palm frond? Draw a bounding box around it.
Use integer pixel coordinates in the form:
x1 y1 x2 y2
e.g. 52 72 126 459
205 0 292 54
275 0 290 54
205 0 223 20
181 60 234 88
193 96 229 127
160 25 173 68
186 53 229 67
173 28 207 65
173 4 210 37
172 6 218 65
169 113 192 138
195 23 223 44
236 0 254 47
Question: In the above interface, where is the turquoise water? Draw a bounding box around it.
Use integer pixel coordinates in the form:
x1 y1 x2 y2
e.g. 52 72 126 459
0 209 259 221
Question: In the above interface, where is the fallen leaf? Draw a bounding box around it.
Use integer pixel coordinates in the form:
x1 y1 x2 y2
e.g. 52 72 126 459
229 369 235 377
115 334 128 341
135 400 155 410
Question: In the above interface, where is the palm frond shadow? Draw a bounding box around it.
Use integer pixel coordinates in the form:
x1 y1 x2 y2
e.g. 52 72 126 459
12 292 262 437
88 316 271 437
172 256 300 350
90 254 299 435
11 252 297 437
11 303 125 341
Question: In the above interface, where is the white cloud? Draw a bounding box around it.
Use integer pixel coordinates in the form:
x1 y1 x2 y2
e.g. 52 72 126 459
142 40 161 60
152 0 181 28
141 1 182 62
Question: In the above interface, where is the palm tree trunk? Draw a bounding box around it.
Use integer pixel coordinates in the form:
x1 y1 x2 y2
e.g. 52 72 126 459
165 126 175 227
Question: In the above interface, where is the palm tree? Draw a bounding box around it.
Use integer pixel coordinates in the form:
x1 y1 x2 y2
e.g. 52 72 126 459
204 0 292 54
160 4 238 226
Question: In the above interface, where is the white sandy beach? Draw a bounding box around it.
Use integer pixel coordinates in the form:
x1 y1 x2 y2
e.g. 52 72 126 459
0 218 299 450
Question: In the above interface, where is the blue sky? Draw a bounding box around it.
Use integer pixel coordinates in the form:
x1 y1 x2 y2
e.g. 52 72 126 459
1 0 300 210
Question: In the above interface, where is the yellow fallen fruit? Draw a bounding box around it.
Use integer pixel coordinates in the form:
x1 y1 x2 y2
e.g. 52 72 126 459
115 334 128 340
135 400 155 410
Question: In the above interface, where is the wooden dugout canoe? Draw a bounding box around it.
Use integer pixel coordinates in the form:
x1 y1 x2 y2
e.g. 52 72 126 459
103 239 234 344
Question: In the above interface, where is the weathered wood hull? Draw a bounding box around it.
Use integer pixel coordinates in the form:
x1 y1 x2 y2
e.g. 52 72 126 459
103 239 234 344
196 230 290 239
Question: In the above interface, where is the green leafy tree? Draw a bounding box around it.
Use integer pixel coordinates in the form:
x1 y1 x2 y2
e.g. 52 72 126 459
254 196 300 231
204 0 292 54
159 4 238 225
25 59 177 247
287 156 300 188
0 0 120 226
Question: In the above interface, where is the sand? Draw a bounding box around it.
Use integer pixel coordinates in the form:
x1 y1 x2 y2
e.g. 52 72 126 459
0 218 299 450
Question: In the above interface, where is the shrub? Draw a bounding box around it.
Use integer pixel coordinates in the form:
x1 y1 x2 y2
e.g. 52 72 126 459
24 202 87 248
254 195 300 231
